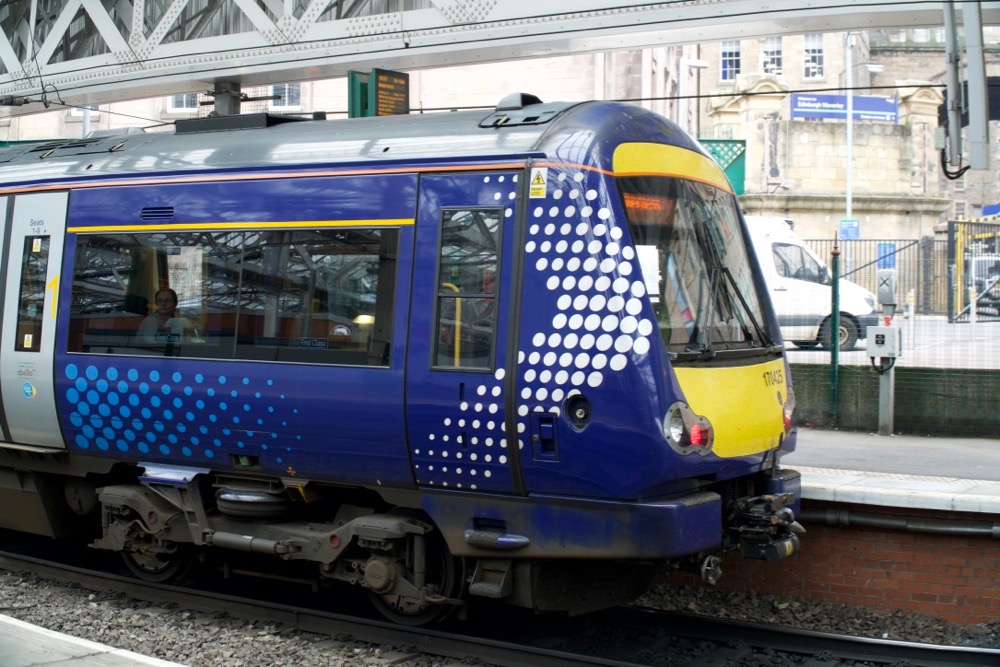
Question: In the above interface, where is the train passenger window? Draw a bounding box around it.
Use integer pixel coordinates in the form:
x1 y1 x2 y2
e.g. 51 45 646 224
68 228 398 366
14 235 50 352
234 228 397 366
69 232 242 358
434 208 500 369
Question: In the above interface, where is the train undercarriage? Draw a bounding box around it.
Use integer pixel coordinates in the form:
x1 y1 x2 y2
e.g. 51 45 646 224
2 459 801 626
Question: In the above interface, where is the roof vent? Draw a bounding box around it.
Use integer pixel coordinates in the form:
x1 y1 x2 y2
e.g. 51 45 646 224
141 206 175 221
175 113 307 134
495 93 543 111
479 95 563 129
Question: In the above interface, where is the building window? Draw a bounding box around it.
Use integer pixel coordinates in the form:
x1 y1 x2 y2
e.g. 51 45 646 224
168 93 200 112
70 103 100 117
955 201 967 219
804 34 824 79
762 36 782 75
721 40 741 81
270 83 301 110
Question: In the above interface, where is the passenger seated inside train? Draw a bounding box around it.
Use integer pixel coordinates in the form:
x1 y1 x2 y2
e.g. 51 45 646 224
136 288 197 343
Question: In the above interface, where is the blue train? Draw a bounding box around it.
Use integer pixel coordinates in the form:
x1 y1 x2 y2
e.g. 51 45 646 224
0 93 801 624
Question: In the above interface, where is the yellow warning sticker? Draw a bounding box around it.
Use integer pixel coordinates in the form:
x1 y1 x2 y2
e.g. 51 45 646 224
528 167 547 198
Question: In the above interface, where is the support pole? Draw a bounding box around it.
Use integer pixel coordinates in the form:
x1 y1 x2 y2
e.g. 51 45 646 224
213 82 242 116
878 359 895 436
830 240 841 426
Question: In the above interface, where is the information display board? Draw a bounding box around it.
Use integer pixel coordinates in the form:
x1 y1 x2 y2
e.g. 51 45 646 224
348 68 410 118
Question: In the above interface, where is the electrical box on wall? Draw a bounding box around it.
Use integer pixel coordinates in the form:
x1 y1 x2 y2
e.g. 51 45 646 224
867 326 901 358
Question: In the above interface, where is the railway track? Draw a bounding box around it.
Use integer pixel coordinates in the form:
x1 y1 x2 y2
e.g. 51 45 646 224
1 531 998 666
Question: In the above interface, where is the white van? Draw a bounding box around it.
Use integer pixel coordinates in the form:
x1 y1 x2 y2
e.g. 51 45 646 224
744 215 879 350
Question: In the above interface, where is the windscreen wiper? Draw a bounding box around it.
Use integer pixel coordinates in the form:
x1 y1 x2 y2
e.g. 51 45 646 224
719 265 776 349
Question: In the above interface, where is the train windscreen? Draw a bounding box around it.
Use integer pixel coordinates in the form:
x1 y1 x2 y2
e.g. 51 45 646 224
618 175 775 357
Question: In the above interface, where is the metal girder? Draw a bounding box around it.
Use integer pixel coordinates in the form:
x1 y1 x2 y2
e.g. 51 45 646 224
0 0 997 116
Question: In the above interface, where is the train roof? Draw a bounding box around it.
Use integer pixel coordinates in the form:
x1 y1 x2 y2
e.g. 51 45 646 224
0 94 696 190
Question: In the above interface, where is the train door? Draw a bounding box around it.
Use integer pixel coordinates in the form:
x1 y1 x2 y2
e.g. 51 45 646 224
405 172 521 494
0 192 69 449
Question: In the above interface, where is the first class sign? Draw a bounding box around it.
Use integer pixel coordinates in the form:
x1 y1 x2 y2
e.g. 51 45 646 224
791 93 898 123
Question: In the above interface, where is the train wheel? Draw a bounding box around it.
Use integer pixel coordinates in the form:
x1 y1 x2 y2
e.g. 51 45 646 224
122 536 196 583
368 531 465 626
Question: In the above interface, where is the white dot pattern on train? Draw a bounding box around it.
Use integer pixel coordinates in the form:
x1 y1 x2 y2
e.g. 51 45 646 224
414 171 655 489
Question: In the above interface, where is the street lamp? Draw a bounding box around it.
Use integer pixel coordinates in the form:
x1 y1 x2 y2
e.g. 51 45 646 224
845 33 855 223
845 33 885 228
679 57 709 135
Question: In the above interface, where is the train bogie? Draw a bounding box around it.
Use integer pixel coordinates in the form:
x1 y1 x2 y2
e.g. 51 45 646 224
0 95 801 625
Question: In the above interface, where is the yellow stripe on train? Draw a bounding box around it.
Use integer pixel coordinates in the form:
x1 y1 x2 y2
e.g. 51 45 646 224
612 142 733 194
673 357 788 458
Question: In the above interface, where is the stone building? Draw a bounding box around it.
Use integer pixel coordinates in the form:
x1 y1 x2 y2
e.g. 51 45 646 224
698 29 999 240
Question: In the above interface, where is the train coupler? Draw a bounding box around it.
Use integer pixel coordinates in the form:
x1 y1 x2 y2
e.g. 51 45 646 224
729 493 804 562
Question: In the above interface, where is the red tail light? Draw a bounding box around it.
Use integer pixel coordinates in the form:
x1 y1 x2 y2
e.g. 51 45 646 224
783 383 796 433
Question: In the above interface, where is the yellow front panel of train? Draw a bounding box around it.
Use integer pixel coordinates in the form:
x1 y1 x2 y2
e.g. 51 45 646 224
673 358 787 458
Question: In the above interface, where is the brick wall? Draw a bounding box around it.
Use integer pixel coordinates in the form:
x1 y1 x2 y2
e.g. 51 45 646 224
668 500 1000 624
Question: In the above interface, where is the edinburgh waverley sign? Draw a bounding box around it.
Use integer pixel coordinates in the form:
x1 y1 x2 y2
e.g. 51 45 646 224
791 94 898 122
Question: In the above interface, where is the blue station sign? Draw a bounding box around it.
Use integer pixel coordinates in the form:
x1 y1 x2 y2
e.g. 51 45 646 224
791 94 898 123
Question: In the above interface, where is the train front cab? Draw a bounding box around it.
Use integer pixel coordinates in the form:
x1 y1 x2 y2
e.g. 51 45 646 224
409 129 802 612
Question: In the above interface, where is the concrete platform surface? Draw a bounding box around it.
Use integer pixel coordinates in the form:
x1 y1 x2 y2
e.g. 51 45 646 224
783 427 1000 512
0 614 184 667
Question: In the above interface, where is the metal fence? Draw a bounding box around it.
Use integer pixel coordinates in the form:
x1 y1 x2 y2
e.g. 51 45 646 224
796 231 1000 435
805 237 948 316
946 220 1000 323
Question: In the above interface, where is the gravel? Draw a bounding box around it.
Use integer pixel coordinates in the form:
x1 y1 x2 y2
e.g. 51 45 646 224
1 570 998 666
635 583 1000 649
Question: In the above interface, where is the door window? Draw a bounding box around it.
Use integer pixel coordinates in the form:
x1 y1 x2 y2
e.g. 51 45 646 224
14 235 50 352
433 208 500 369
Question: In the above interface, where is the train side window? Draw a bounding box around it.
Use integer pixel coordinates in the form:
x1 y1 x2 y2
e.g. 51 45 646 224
14 235 50 352
433 208 500 369
69 228 398 365
69 232 241 358
233 228 397 366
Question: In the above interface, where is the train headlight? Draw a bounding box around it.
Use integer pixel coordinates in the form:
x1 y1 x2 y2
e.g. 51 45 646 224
663 403 714 455
666 411 685 443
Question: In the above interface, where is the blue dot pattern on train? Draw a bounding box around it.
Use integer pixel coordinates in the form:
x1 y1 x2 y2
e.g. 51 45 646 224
63 363 294 462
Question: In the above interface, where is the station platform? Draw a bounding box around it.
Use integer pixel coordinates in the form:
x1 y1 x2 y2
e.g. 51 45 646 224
783 427 1000 513
0 613 184 667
